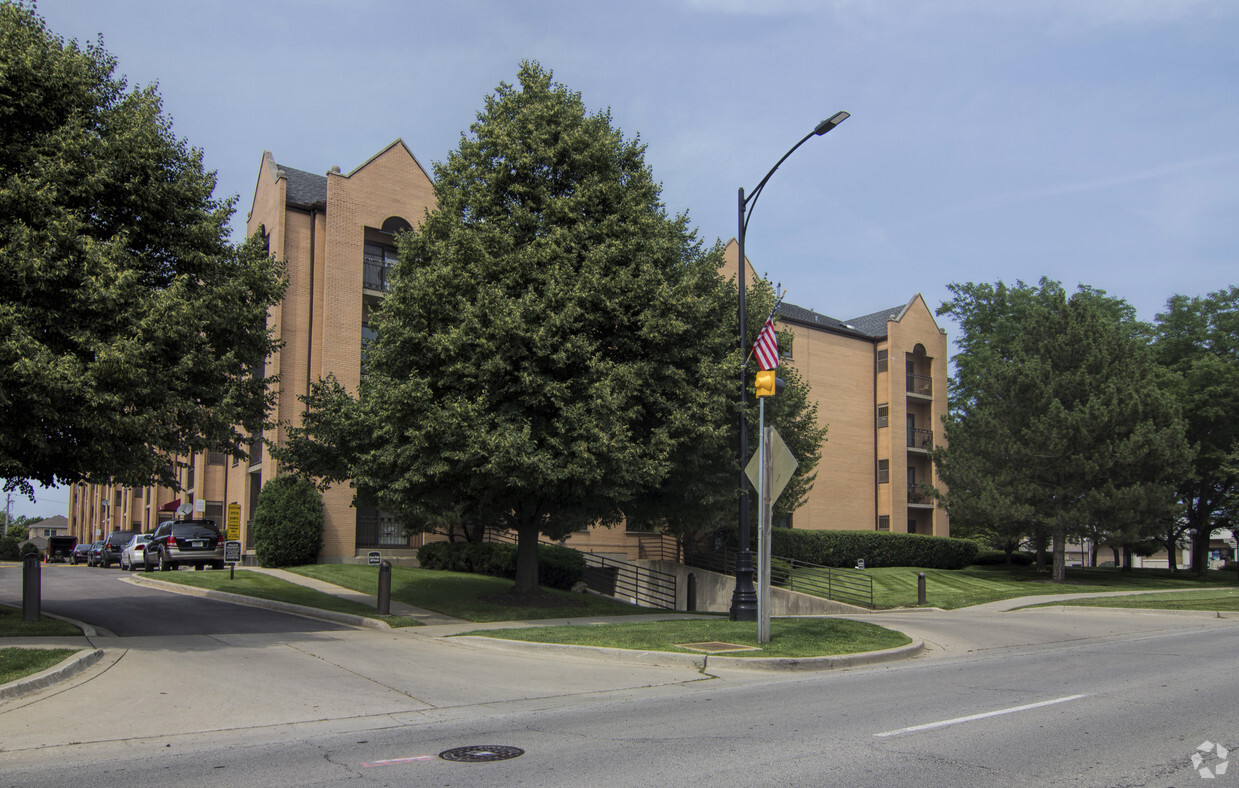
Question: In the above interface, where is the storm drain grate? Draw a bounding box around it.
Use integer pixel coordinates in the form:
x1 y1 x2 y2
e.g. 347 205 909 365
677 641 762 654
439 745 525 763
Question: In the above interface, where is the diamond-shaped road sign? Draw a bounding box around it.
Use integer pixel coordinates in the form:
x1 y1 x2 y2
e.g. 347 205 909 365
745 427 799 503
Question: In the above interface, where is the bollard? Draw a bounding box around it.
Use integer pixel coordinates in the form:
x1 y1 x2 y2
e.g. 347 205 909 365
686 572 697 612
918 572 927 606
23 554 41 623
377 560 392 615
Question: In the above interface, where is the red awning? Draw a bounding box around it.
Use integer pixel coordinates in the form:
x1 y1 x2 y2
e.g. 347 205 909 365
158 498 182 512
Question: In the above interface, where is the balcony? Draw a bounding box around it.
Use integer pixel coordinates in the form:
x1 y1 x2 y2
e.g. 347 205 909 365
907 427 933 452
907 483 936 507
363 260 394 292
906 373 932 398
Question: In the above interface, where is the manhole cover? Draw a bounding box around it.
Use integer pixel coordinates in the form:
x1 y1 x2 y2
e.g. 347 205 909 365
439 745 525 763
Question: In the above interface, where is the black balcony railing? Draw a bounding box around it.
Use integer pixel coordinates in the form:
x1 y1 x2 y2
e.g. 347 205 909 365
363 260 394 292
907 427 933 450
907 483 936 505
906 373 932 397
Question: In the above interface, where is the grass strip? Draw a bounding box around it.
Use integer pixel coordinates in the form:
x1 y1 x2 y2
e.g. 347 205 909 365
289 564 659 622
458 617 910 658
1021 588 1239 611
144 569 422 627
853 566 1239 610
0 647 79 685
0 604 82 637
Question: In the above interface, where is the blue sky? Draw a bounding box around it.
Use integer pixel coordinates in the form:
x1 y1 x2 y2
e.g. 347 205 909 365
9 0 1238 520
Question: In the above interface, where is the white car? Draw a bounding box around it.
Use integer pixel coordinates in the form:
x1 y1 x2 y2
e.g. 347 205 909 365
119 534 153 571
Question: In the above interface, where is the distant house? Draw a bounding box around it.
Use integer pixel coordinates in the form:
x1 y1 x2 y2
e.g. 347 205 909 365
29 515 69 539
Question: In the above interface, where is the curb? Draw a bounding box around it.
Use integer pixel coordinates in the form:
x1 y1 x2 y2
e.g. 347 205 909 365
0 647 104 702
125 574 390 630
448 635 924 672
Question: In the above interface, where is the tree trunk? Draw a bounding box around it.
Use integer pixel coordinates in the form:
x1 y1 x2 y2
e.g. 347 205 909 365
1034 531 1049 572
1051 526 1066 582
512 521 541 596
1167 536 1178 572
1121 545 1133 571
1191 527 1213 579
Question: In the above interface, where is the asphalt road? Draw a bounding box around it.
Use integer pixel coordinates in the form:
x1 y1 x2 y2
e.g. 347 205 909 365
1 562 350 635
2 563 1238 786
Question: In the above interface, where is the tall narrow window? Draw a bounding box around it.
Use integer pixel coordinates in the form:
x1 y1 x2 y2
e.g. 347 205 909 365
877 459 890 484
877 349 888 373
877 405 889 428
877 515 890 532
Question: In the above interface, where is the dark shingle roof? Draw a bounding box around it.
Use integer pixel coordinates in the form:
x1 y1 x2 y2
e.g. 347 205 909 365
279 164 328 209
775 300 907 340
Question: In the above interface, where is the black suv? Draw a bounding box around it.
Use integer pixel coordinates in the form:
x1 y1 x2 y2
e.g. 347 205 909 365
143 520 224 571
99 530 140 569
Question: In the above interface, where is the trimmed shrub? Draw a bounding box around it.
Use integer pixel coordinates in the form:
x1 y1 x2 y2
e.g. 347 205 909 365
252 476 324 568
417 541 586 590
19 541 39 558
768 529 978 570
971 550 1036 566
0 535 21 560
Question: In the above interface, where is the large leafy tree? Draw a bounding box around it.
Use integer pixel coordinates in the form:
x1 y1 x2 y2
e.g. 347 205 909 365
0 2 285 496
1152 286 1239 576
936 279 1189 581
283 63 743 596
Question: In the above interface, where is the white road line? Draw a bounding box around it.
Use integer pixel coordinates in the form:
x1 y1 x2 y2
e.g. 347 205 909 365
873 694 1088 738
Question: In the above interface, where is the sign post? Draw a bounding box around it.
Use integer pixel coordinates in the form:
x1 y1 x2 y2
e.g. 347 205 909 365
226 503 241 542
224 540 242 580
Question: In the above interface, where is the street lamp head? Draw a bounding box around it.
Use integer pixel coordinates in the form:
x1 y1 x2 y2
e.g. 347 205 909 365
814 111 850 136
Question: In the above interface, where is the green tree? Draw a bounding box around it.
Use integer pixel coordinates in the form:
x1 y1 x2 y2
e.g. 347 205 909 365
280 63 826 596
252 475 324 568
0 2 285 496
1152 286 1239 576
936 279 1189 582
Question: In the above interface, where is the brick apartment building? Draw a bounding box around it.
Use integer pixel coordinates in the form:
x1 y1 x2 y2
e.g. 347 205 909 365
68 140 948 560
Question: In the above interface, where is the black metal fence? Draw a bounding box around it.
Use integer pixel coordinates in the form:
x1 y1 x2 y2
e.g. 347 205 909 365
684 547 874 609
484 529 678 610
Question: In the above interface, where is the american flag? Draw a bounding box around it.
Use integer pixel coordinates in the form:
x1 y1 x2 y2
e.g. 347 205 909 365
753 319 779 370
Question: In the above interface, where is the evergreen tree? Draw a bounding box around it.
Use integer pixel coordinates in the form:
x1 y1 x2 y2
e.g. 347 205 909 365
1152 286 1239 576
936 279 1189 581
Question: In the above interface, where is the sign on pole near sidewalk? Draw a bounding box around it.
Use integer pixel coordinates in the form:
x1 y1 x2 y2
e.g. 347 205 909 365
226 503 241 542
745 417 798 645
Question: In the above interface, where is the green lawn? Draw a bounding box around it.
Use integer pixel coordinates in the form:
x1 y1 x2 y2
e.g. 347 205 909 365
854 565 1239 610
0 647 79 685
144 569 422 627
461 617 911 658
1023 588 1239 612
288 564 663 622
0 604 83 637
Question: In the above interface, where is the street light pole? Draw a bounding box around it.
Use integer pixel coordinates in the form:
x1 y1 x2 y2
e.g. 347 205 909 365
730 111 849 621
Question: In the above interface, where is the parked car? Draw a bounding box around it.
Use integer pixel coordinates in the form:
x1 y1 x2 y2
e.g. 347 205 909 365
45 535 77 563
70 542 92 565
143 520 224 571
119 533 153 571
86 541 105 567
98 530 141 569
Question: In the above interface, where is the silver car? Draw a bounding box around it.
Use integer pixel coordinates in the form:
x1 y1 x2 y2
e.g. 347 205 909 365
119 534 152 571
143 520 225 571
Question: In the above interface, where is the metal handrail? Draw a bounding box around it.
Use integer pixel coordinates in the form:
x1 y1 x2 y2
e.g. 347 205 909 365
906 373 932 397
684 547 874 609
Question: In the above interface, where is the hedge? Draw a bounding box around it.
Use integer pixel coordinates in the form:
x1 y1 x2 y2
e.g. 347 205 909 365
971 550 1035 566
768 529 978 570
416 541 586 591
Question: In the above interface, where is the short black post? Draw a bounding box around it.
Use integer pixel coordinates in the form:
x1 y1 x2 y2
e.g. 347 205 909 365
686 572 697 612
917 572 927 606
377 560 392 615
22 554 41 622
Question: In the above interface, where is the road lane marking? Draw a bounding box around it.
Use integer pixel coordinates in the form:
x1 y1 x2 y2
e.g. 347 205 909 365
361 755 435 767
873 694 1088 738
